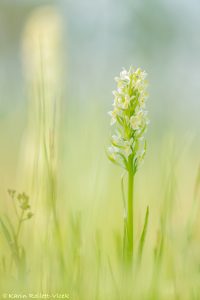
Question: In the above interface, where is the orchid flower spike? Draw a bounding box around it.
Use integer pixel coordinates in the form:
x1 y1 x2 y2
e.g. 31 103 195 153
107 66 149 173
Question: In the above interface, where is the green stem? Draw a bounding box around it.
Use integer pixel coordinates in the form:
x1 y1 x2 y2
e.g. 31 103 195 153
127 169 134 264
15 210 25 245
9 210 25 273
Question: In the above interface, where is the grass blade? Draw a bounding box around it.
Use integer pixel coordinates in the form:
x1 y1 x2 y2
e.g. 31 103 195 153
138 205 149 263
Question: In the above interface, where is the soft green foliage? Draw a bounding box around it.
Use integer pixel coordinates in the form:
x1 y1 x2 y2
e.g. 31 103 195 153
0 190 33 281
138 205 149 264
0 62 199 300
0 106 200 299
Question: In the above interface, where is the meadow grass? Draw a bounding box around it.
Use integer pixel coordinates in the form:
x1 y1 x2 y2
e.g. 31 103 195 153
0 99 199 300
0 15 200 298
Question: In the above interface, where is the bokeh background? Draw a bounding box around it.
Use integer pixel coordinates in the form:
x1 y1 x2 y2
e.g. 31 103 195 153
0 0 200 179
0 0 200 298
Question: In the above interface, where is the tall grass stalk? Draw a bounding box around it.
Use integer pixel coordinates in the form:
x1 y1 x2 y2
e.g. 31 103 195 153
38 46 65 278
23 9 65 282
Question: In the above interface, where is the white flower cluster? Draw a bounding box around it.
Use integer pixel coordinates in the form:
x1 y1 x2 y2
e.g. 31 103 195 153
107 66 149 172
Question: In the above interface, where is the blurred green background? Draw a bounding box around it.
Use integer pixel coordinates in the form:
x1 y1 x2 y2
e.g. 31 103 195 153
0 0 200 178
0 1 200 299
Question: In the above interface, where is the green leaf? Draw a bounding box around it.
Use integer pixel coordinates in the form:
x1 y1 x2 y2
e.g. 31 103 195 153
0 216 20 264
4 215 16 241
138 206 149 262
0 217 13 248
106 150 126 169
117 152 128 170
